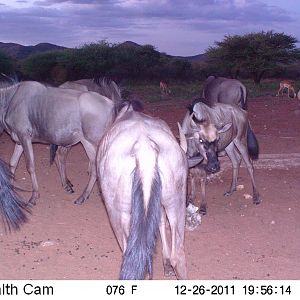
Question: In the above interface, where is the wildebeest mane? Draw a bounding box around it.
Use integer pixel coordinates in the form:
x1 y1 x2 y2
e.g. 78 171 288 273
188 97 214 114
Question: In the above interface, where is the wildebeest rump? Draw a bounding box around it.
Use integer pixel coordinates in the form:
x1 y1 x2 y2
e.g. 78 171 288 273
0 80 121 205
202 76 247 110
97 103 188 280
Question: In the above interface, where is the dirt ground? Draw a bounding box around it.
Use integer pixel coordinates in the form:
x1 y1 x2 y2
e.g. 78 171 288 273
0 95 300 280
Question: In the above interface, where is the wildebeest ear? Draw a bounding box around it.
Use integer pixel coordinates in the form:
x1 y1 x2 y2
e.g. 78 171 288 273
218 123 232 134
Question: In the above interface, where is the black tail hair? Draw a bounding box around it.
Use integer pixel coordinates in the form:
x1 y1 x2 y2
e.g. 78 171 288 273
247 125 259 160
119 165 162 280
50 144 58 165
0 159 30 232
240 86 247 110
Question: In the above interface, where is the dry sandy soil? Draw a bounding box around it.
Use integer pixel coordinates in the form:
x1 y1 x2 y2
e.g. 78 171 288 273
0 95 300 280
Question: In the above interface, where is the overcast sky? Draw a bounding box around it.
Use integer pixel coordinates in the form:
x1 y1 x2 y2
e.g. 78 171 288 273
0 0 299 56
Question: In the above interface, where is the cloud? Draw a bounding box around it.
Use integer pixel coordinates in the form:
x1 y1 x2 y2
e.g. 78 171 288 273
0 0 298 55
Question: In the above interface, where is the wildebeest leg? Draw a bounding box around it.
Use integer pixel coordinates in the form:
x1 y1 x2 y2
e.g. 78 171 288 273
20 138 40 206
165 201 187 279
224 143 241 196
188 167 207 215
159 208 175 277
233 140 261 204
198 167 207 215
74 141 97 205
54 146 74 193
10 143 23 175
187 170 196 205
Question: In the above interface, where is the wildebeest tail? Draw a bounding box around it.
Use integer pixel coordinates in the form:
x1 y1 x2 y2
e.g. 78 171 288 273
50 144 58 165
247 124 259 160
0 159 30 232
240 86 248 110
120 141 162 280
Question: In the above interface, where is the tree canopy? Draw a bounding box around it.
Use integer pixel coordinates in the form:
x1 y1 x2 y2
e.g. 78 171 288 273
0 50 14 76
19 40 195 84
205 31 300 84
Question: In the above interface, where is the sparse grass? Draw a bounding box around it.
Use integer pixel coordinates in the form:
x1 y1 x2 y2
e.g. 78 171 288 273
125 79 300 103
125 80 203 103
243 79 300 98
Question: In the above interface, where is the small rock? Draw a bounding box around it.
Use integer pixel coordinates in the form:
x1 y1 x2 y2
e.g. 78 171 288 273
237 184 244 191
40 241 56 247
185 203 201 231
243 193 252 200
270 220 275 225
186 203 199 214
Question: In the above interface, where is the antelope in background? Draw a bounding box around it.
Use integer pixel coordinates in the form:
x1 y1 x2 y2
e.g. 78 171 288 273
276 80 296 98
160 80 171 95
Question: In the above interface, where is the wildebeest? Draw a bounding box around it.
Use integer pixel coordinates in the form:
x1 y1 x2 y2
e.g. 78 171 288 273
97 102 188 280
51 78 123 199
59 81 89 91
0 158 29 232
202 76 247 110
276 80 297 98
178 112 231 214
0 80 122 206
178 101 261 213
187 164 207 215
59 78 121 98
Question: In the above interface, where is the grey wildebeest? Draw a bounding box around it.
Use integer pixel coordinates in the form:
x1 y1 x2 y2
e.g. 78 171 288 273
97 102 188 280
178 101 261 214
0 158 29 232
0 80 122 206
202 76 247 110
59 78 119 98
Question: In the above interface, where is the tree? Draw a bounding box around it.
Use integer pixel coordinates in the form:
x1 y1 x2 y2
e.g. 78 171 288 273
206 31 300 84
21 51 66 82
0 50 14 75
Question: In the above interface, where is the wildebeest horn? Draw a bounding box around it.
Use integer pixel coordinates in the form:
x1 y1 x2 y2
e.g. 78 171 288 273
185 113 197 131
177 122 187 153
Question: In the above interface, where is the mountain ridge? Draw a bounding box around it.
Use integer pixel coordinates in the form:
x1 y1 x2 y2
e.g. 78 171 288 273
0 41 206 62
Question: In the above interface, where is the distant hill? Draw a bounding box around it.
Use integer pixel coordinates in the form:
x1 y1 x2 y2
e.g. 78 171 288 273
118 41 142 49
118 41 206 63
0 40 206 62
0 42 67 60
167 53 207 63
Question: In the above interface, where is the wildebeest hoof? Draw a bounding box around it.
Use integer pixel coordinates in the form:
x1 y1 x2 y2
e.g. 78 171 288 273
64 185 74 194
224 189 235 197
199 204 207 215
74 197 86 205
66 179 74 188
27 198 37 207
164 261 176 277
253 196 262 205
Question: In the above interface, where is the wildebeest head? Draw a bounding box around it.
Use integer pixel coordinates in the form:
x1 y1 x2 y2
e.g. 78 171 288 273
178 112 231 173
